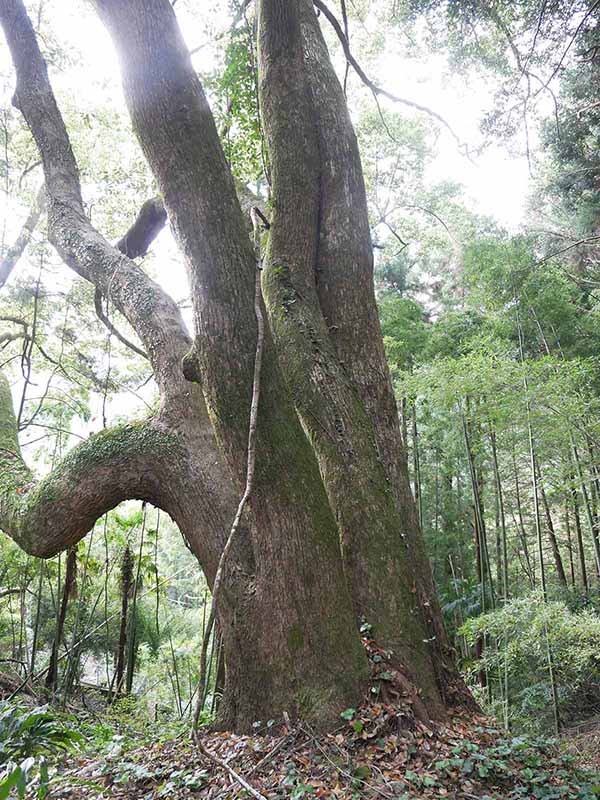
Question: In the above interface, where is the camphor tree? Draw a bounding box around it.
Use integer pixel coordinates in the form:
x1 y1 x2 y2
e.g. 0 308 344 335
0 0 471 732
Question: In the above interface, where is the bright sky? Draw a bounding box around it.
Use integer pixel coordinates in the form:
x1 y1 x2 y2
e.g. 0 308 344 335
0 0 534 440
0 0 533 255
2 0 532 229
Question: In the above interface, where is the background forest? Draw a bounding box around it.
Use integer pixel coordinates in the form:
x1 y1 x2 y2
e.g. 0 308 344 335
1 0 600 796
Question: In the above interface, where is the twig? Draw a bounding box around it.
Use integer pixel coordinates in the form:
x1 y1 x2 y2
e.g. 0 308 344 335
195 739 268 800
534 235 600 267
536 0 600 92
248 731 296 775
300 723 394 799
189 0 253 56
94 287 148 360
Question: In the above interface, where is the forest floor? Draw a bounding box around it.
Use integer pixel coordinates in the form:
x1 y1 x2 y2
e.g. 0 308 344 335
561 715 600 772
5 645 599 798
48 659 600 800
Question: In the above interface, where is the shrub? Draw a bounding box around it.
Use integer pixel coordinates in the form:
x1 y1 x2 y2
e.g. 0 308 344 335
0 702 82 799
460 592 600 731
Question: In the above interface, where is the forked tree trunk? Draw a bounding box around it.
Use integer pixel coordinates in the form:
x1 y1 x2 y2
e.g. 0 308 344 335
93 0 367 731
0 0 472 732
257 0 469 715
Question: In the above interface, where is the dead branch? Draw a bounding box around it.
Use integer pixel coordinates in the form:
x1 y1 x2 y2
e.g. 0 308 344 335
194 738 268 800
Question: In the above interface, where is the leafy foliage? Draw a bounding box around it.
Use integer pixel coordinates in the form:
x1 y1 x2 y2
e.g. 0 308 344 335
0 702 82 799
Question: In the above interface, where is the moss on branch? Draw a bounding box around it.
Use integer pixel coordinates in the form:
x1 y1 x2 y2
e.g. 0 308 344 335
0 372 181 558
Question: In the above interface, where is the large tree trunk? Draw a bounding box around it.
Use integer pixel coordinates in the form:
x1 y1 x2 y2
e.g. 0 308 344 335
93 0 367 731
256 0 469 716
0 0 471 732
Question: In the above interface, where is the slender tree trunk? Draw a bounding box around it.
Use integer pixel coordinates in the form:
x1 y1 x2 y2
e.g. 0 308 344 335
463 412 494 606
29 562 44 676
489 428 508 599
587 442 600 577
517 306 560 733
125 512 146 695
114 545 133 696
471 508 488 689
512 447 535 587
572 443 600 581
412 402 423 527
537 470 568 588
564 499 576 587
570 474 589 593
45 547 77 691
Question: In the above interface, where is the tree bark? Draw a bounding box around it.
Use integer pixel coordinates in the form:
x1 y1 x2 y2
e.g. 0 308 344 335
256 0 470 716
0 0 472 731
93 0 367 731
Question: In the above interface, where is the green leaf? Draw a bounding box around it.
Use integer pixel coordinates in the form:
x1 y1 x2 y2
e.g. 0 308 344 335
354 765 371 780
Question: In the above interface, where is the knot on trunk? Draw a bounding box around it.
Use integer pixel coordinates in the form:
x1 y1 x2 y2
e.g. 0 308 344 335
182 348 202 384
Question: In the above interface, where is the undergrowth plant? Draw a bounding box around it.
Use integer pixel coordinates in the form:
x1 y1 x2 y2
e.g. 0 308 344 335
0 702 82 799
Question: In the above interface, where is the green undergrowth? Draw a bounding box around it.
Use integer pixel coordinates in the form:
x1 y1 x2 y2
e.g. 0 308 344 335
2 692 600 798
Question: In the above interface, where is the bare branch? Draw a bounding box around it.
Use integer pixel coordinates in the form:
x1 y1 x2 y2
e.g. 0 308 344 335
535 235 600 267
312 0 470 155
0 184 45 289
537 0 600 91
94 286 148 360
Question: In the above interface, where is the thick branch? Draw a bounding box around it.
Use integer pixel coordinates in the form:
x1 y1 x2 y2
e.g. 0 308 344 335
0 331 26 346
0 372 183 558
0 0 191 399
116 196 167 258
0 1 244 594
